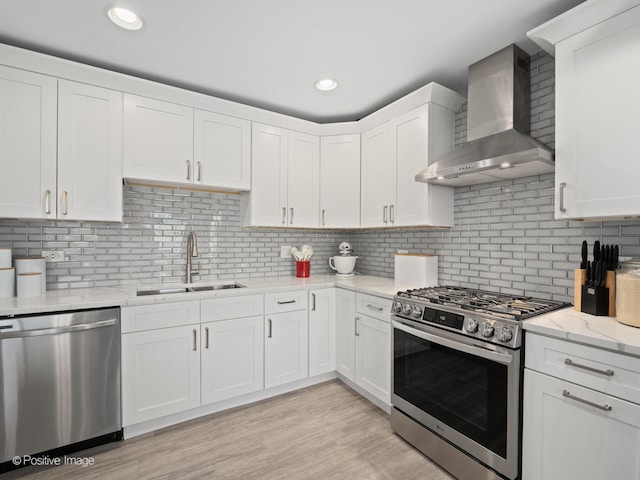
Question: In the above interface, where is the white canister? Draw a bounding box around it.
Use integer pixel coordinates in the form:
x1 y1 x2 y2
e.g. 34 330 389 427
0 267 15 298
14 257 46 292
0 248 11 268
17 272 42 298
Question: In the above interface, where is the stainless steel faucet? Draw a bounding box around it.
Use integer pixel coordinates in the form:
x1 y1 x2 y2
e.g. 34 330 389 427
186 230 199 284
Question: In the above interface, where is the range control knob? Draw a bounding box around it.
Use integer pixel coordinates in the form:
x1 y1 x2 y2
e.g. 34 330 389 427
481 323 495 338
465 318 479 333
412 306 423 319
402 303 413 316
392 301 403 313
497 326 514 343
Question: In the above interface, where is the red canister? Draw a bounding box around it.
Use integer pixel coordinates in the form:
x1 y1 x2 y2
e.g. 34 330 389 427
296 260 310 278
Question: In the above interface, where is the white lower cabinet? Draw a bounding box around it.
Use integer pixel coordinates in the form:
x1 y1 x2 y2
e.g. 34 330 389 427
522 333 640 480
336 290 391 406
201 316 264 404
264 291 309 388
308 288 336 377
121 301 201 426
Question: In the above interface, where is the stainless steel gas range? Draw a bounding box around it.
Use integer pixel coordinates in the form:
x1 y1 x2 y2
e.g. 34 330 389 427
390 286 569 480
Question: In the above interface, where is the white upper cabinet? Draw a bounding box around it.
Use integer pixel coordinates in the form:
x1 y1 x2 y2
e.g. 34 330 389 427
193 110 251 190
360 85 461 228
244 123 319 227
319 135 361 228
529 2 640 220
360 123 395 227
123 94 194 184
0 66 57 219
57 80 123 222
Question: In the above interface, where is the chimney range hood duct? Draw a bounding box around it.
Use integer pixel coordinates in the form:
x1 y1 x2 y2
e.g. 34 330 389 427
415 44 554 187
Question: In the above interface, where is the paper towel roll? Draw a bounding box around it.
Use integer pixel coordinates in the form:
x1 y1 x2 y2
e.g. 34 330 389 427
0 268 15 298
14 257 46 292
0 248 11 268
17 272 42 298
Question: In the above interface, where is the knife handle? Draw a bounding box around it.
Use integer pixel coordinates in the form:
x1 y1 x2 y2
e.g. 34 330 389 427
580 240 588 269
593 240 600 262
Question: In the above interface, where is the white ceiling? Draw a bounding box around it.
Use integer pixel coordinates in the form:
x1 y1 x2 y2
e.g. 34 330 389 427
0 0 585 123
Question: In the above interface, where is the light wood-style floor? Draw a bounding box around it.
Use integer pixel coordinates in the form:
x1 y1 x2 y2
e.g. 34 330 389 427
5 380 452 480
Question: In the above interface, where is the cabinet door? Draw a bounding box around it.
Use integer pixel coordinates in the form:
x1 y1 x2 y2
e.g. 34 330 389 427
201 316 264 404
320 135 361 228
360 123 394 227
555 6 640 219
355 314 391 405
123 94 194 184
0 66 57 219
393 104 454 227
522 369 640 480
57 80 122 222
250 123 288 226
308 289 336 377
287 130 319 227
264 310 308 388
122 325 200 426
194 110 250 190
335 289 356 381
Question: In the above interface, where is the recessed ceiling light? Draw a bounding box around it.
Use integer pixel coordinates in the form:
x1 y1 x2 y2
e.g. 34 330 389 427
315 78 338 91
107 6 143 30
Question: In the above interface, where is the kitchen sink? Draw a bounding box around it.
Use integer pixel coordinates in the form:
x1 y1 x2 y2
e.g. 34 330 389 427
136 283 246 296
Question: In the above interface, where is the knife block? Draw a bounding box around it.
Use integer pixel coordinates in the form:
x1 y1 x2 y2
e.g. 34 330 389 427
574 269 586 311
581 285 609 316
606 270 616 317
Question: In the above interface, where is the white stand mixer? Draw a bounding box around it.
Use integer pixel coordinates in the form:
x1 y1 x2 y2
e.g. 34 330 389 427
329 242 358 277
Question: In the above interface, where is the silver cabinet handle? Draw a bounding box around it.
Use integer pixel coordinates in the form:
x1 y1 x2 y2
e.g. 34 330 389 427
282 207 286 225
565 358 614 377
355 316 360 336
312 293 316 311
197 161 202 182
268 319 272 338
205 327 209 349
562 389 612 412
193 329 197 351
383 205 388 224
44 189 51 215
366 304 384 312
321 209 326 226
186 160 191 180
61 191 68 215
390 204 394 223
290 207 294 224
559 182 567 213
277 299 296 305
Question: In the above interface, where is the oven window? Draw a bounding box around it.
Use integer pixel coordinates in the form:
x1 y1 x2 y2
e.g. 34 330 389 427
394 327 508 458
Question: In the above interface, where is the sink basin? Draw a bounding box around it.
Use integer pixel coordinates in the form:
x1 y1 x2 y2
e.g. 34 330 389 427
136 283 246 296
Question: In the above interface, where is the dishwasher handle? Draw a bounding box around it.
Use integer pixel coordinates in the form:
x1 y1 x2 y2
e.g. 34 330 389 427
0 318 117 339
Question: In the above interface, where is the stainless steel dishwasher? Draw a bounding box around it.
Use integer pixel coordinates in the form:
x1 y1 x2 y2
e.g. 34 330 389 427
0 308 121 464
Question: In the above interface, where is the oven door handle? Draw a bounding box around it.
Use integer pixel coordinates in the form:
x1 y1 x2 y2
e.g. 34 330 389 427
392 319 514 365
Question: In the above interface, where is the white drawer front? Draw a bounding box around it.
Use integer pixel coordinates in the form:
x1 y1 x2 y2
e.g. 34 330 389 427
265 290 308 314
121 301 200 333
201 294 264 321
526 333 640 404
356 293 392 323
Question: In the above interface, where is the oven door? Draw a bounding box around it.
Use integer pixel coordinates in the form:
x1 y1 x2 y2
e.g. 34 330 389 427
392 317 520 480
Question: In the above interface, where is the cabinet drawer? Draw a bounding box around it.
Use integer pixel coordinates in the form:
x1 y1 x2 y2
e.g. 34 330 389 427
265 290 308 314
356 293 392 323
201 294 264 321
121 301 200 333
526 333 640 404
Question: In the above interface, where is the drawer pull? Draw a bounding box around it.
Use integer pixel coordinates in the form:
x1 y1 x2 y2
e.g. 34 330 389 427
366 304 384 312
277 300 296 305
562 389 612 412
312 293 316 311
565 358 614 377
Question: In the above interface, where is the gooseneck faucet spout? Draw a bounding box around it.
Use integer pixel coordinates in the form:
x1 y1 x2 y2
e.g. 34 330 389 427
186 230 199 284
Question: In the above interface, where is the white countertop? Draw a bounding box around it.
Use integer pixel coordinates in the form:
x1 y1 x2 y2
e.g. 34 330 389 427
523 307 640 357
0 274 409 317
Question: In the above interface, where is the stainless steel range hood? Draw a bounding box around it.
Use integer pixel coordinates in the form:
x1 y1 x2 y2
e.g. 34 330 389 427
416 44 554 187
